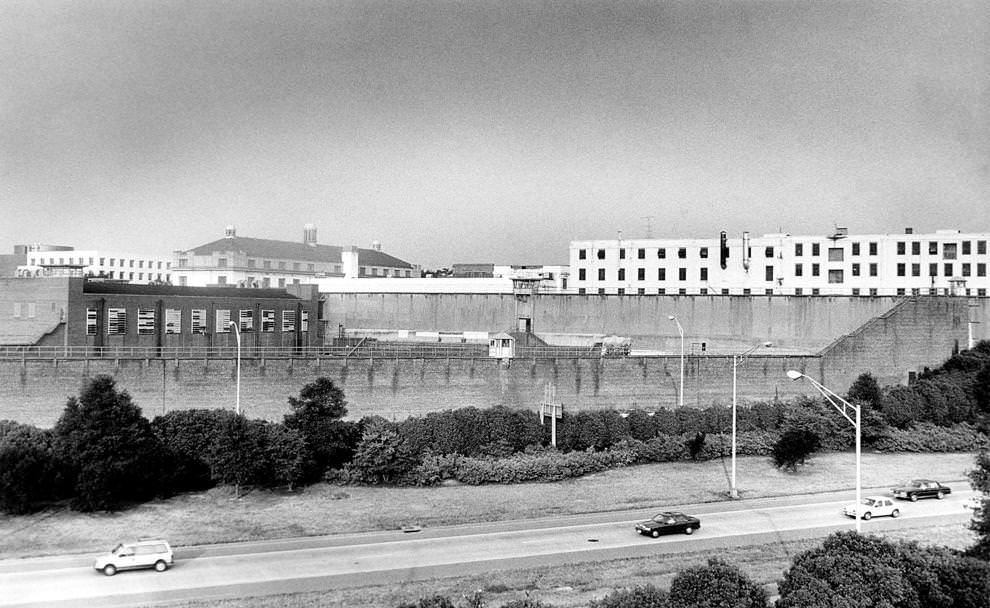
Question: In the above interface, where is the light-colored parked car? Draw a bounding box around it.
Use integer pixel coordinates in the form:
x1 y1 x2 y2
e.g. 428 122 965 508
93 539 173 576
843 496 900 520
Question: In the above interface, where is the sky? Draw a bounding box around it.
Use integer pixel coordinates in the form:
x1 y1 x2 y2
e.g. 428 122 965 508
1 0 988 268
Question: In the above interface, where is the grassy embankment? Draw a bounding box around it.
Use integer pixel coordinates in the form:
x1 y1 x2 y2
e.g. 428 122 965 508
0 451 979 607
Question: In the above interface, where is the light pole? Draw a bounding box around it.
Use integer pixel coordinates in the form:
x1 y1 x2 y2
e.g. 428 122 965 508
730 342 771 499
668 315 684 407
229 321 241 415
786 370 861 533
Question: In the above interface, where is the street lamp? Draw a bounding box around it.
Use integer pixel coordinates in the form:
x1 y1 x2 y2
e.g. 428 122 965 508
786 370 861 533
229 321 241 415
730 341 772 499
668 315 684 407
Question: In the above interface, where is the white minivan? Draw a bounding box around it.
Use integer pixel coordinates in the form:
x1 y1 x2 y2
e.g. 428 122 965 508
94 540 173 576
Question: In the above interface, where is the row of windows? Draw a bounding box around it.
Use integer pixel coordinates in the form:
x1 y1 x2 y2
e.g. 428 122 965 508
575 287 990 296
576 261 988 283
28 257 170 269
577 240 990 261
87 308 309 336
91 271 170 282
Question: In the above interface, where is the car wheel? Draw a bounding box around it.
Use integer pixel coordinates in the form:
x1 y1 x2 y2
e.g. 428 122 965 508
154 560 167 572
651 530 660 538
936 491 945 499
103 564 117 576
862 512 872 521
684 527 694 535
910 494 918 502
891 509 900 518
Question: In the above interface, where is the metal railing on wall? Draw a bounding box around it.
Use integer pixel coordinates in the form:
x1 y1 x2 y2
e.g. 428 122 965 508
0 344 611 360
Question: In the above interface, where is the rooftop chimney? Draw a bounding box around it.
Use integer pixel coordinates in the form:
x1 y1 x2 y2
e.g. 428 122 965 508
371 240 382 251
303 223 317 246
225 225 236 238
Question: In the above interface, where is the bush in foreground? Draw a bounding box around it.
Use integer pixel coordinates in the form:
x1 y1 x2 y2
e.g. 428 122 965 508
667 558 767 608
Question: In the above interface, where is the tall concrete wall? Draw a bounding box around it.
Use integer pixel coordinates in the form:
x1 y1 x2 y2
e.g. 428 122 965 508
324 293 976 353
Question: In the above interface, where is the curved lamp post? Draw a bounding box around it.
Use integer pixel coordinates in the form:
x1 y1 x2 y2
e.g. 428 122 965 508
229 321 241 415
730 342 771 499
668 315 684 407
786 370 861 533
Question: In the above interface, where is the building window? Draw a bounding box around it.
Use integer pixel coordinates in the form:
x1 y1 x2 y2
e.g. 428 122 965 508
678 248 687 259
811 243 820 256
811 288 820 295
869 263 878 277
637 248 645 259
795 288 803 295
851 242 860 256
263 260 272 269
293 262 301 271
897 242 906 255
912 242 921 255
700 247 708 258
869 288 878 296
944 263 953 276
597 249 605 260
619 249 626 260
86 308 97 335
658 288 666 294
301 310 309 332
638 288 645 295
598 269 605 281
248 259 256 268
679 288 687 295
700 268 708 281
578 269 586 280
107 308 127 335
869 242 878 255
701 288 709 295
239 310 253 332
897 288 906 295
216 310 231 332
307 264 315 271
979 289 987 296
658 268 666 280
795 263 803 276
852 263 860 277
218 276 227 285
658 248 666 259
929 241 938 255
282 310 296 332
217 258 227 268
828 248 843 262
765 246 774 258
963 241 971 255
578 288 586 294
261 310 275 332
765 266 773 281
764 288 773 295
617 288 625 295
165 309 181 334
721 288 729 295
978 263 986 277
978 241 987 255
896 263 906 277
278 278 285 287
743 288 752 295
618 269 625 281
579 249 586 260
852 288 860 296
812 263 820 276
929 263 938 277
912 264 920 277
191 309 206 334
828 269 843 284
262 277 271 288
598 288 606 294
943 243 957 260
637 268 645 280
678 268 687 281
795 243 803 256
962 263 971 277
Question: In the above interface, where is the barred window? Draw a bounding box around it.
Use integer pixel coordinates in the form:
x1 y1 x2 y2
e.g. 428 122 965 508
165 309 181 334
191 309 207 334
216 309 231 333
108 308 127 334
262 310 275 332
238 309 253 332
282 310 296 332
86 308 97 335
137 308 155 334
301 310 309 332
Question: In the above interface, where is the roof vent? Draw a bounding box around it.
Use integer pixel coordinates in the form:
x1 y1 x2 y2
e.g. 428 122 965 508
303 224 317 246
371 240 382 251
224 225 236 238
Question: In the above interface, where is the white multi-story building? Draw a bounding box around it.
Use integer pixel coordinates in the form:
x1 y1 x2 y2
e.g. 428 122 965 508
172 225 415 288
19 247 172 284
570 228 990 297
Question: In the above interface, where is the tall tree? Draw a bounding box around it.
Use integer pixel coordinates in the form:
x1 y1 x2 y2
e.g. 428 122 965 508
847 373 883 410
284 377 360 481
53 376 165 511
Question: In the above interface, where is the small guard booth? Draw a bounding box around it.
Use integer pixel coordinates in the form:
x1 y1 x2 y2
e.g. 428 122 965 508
488 332 515 359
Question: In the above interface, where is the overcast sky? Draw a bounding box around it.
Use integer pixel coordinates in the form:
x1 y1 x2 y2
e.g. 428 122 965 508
1 1 987 267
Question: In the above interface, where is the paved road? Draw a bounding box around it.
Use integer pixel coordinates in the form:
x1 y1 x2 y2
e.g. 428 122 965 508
0 488 976 608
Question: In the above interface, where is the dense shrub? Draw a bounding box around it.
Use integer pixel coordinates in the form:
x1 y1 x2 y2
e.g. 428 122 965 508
453 445 637 485
53 376 167 511
968 449 990 560
348 418 420 484
395 595 457 608
0 423 63 514
590 584 668 608
871 422 989 453
668 558 768 608
283 377 362 482
153 408 238 492
622 435 688 463
771 428 820 472
396 406 544 457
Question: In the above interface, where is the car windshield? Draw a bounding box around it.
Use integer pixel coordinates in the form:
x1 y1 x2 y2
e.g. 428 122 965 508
861 498 877 506
110 543 122 553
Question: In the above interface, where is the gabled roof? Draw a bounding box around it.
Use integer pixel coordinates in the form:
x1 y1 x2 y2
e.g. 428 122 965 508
181 237 413 269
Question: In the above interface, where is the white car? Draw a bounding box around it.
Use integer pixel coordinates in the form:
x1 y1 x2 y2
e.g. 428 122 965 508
94 540 173 576
843 496 900 520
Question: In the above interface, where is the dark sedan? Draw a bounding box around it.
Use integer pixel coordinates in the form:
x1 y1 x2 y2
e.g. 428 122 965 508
892 479 951 502
635 511 701 537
